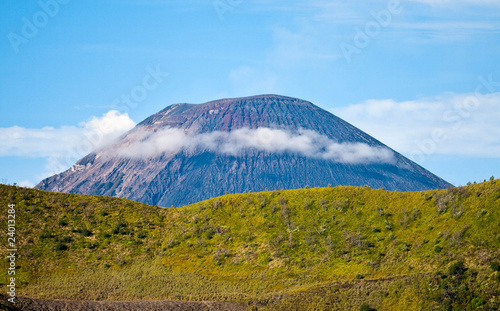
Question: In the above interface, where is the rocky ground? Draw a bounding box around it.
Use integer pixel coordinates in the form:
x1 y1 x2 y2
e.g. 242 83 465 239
0 295 249 311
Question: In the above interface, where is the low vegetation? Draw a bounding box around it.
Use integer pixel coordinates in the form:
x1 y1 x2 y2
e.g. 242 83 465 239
1 180 500 310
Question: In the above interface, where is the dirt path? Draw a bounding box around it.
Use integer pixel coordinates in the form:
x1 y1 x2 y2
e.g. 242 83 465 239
0 295 250 311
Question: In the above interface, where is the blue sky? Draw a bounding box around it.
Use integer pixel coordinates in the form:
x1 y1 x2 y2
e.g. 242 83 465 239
1 0 499 188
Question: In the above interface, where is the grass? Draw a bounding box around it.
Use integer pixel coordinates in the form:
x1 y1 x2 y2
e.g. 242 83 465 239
1 180 500 310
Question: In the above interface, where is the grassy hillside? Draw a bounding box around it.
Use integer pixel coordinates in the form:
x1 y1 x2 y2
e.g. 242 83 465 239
1 180 500 310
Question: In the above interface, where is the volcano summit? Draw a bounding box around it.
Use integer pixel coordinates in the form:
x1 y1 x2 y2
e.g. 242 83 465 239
36 95 451 206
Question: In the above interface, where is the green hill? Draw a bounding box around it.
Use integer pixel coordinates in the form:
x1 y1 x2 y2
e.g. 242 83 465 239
1 180 500 310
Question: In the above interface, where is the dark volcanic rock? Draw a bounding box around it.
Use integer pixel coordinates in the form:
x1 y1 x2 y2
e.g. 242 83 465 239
36 95 451 207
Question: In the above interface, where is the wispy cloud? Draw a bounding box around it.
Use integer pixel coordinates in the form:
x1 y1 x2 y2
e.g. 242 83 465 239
0 111 136 179
390 20 500 42
333 92 500 160
271 26 341 63
407 0 500 6
112 127 395 164
268 1 500 44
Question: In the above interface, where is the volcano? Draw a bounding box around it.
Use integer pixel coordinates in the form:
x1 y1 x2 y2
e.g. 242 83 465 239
36 95 451 207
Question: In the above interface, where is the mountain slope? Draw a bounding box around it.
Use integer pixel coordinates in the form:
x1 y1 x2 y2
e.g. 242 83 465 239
36 95 450 207
1 180 500 310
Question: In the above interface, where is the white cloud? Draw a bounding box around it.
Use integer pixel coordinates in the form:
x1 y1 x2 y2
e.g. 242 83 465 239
113 127 395 164
18 180 35 188
0 111 136 178
333 92 500 162
82 110 137 149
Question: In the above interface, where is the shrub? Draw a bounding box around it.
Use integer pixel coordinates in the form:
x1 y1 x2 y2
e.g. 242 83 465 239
278 196 286 206
305 230 317 246
388 232 396 241
385 220 393 231
257 252 272 265
490 261 500 272
345 231 370 250
359 304 376 311
80 228 93 237
213 248 231 264
39 231 53 239
320 199 328 210
471 298 485 309
477 209 487 218
303 198 312 209
257 194 268 208
113 222 128 234
58 219 68 226
448 261 467 277
203 227 216 240
55 242 67 251
212 199 222 209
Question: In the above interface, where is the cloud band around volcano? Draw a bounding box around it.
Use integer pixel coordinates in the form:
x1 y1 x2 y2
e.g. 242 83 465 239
114 127 395 164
